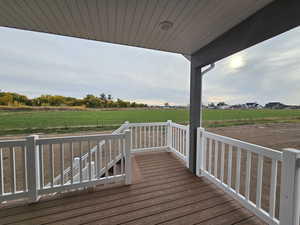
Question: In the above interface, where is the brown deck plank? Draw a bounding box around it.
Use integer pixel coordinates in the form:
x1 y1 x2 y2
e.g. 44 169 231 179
235 216 267 225
197 208 253 225
0 152 266 225
1 179 205 224
122 197 235 225
139 166 185 176
0 169 196 218
159 201 243 225
141 167 188 178
136 162 185 171
3 182 212 224
47 186 224 225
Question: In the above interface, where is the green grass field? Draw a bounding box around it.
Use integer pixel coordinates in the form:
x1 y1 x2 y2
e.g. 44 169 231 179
1 109 300 135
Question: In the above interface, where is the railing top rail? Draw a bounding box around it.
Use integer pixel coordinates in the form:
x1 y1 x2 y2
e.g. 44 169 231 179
204 130 283 161
127 122 168 127
0 139 27 148
284 148 300 159
112 123 128 134
170 122 188 130
36 132 126 145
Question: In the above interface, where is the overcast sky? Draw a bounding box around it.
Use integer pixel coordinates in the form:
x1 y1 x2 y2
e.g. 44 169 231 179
0 25 300 106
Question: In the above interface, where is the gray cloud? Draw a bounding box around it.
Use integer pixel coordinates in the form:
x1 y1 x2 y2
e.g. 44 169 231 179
1 25 300 106
203 27 300 105
0 27 189 105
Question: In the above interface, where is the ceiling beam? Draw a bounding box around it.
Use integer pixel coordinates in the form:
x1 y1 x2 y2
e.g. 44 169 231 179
191 0 300 68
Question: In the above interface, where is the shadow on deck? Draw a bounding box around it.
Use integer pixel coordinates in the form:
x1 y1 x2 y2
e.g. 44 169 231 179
0 152 266 225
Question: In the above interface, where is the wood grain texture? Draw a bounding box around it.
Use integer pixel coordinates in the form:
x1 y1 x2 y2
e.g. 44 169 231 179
0 152 266 225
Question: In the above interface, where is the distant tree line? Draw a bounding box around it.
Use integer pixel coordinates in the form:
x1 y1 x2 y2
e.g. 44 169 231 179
0 91 147 108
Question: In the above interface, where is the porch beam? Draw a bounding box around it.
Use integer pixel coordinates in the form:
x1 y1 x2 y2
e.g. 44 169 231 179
189 62 202 173
192 0 300 68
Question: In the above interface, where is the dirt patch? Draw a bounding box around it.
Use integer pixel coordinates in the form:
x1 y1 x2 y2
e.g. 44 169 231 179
208 123 300 151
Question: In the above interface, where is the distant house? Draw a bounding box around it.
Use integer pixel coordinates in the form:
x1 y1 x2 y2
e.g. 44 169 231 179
160 105 187 109
245 102 263 109
287 105 300 109
218 105 231 110
207 103 217 109
229 103 263 110
207 106 216 109
265 102 287 109
216 102 230 109
230 104 244 109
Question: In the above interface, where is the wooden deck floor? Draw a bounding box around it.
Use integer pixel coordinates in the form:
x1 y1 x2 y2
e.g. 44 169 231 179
0 152 266 225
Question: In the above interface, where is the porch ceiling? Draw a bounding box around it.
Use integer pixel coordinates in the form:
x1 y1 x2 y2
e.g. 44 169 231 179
0 0 273 55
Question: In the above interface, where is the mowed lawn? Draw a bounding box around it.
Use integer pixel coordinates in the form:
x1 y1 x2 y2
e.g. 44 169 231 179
1 109 300 132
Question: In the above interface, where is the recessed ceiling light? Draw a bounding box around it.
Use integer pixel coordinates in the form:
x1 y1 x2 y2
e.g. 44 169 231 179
159 21 173 31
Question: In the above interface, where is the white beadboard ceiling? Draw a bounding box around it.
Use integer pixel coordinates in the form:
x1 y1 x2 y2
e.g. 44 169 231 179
0 0 273 55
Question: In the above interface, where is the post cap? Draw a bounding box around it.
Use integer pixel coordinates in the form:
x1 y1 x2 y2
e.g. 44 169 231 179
26 135 39 140
124 129 131 134
283 148 300 158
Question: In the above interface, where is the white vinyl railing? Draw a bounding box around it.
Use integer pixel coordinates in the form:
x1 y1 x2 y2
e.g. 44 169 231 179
168 121 189 167
125 122 168 152
0 139 28 202
4 120 298 225
49 140 105 187
0 130 132 203
0 120 189 204
120 121 189 167
197 127 300 225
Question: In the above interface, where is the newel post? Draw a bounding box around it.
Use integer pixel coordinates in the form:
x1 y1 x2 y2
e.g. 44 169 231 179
167 120 172 150
124 121 131 146
279 148 300 225
26 135 40 202
124 121 129 128
196 127 205 177
124 129 132 185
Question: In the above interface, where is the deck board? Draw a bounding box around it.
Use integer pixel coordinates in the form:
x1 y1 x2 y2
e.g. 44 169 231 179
0 152 266 225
